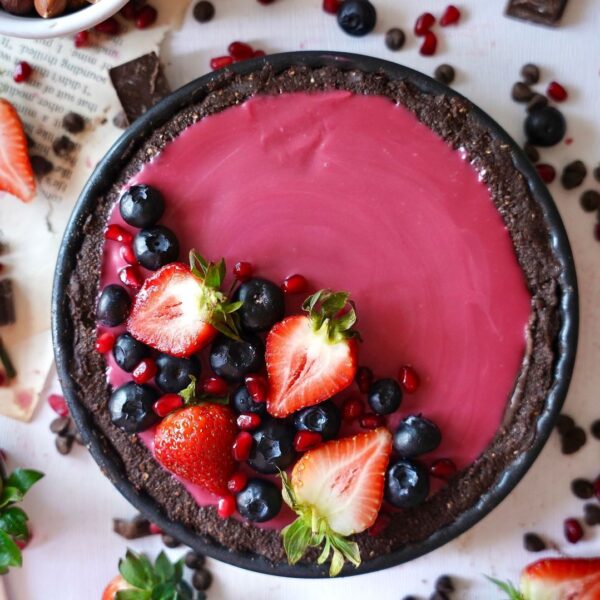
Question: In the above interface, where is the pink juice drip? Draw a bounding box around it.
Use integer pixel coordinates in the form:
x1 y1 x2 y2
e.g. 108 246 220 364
99 91 531 529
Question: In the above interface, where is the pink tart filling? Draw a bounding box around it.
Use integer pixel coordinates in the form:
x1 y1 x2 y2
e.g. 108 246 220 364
99 91 531 529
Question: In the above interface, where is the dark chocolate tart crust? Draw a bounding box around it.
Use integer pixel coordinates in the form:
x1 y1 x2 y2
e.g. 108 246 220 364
52 53 578 577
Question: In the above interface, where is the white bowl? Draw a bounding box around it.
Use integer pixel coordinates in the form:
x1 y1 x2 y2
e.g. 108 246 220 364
0 0 128 38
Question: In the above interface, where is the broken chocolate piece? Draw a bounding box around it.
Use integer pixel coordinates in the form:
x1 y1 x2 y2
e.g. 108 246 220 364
62 111 85 134
52 135 76 158
113 514 152 539
505 0 569 27
30 155 54 178
109 52 171 123
0 279 16 326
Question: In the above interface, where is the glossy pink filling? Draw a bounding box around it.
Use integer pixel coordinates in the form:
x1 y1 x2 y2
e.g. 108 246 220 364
99 91 531 530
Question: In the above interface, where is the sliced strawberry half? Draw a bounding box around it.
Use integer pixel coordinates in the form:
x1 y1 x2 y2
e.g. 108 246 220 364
281 427 392 576
0 99 35 203
127 251 241 357
266 289 359 418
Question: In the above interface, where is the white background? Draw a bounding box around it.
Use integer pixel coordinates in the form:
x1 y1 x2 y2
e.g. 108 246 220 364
2 0 600 598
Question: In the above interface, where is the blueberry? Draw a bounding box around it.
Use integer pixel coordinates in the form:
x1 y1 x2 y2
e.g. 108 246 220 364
112 333 150 372
393 415 441 457
155 353 201 393
248 419 296 474
232 384 267 415
524 106 566 147
236 478 282 522
97 284 131 326
368 379 402 415
337 0 376 36
133 226 179 271
235 278 285 333
119 184 165 228
209 334 264 382
109 382 159 432
385 459 429 508
293 400 341 441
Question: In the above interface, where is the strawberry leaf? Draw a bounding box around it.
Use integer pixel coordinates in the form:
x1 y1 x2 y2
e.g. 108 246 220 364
5 469 44 495
0 486 23 509
302 289 360 344
0 529 21 571
485 576 525 600
116 591 151 600
154 551 174 582
119 549 155 590
282 518 312 565
179 376 198 405
0 507 28 539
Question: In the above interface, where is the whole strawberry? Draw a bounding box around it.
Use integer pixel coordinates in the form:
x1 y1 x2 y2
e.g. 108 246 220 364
154 403 237 495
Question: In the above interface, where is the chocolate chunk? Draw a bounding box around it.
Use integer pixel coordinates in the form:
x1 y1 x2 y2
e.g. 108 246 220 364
556 413 575 435
435 575 455 593
112 111 129 130
30 155 54 178
191 568 212 591
0 279 16 326
594 165 600 183
580 190 600 212
161 533 180 548
505 0 569 26
523 142 540 163
512 81 534 102
185 551 206 569
527 93 548 113
62 111 85 134
583 503 600 526
50 416 70 434
591 419 600 440
434 64 455 86
52 135 76 157
571 478 594 499
109 52 171 123
113 514 152 539
523 532 546 552
561 160 587 190
193 0 214 22
385 28 406 51
55 434 74 455
561 426 586 454
521 63 540 84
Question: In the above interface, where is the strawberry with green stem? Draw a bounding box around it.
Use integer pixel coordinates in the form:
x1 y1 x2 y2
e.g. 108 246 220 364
280 427 392 576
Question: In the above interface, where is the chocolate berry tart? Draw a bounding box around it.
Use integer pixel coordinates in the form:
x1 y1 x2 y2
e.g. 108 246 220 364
52 52 577 577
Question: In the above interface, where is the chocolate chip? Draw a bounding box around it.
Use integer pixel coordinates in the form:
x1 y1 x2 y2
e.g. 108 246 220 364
112 111 129 130
523 532 546 552
583 503 600 526
25 134 35 149
580 190 600 212
591 419 600 440
161 533 180 548
113 515 151 539
62 111 85 134
505 0 569 27
193 0 214 23
527 93 548 113
594 165 600 183
66 417 78 437
0 280 15 326
30 155 54 178
435 575 455 593
561 160 587 190
523 142 540 163
521 63 540 84
385 27 405 51
185 551 206 569
50 416 70 434
52 135 76 157
434 64 455 86
561 426 586 455
512 81 534 102
74 431 85 445
556 413 575 435
192 568 212 591
55 434 74 455
571 478 595 499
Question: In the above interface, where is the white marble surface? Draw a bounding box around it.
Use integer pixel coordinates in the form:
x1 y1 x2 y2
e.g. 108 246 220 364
2 1 600 598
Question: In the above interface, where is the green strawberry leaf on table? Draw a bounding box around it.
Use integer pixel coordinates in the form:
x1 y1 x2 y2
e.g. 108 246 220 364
486 576 525 600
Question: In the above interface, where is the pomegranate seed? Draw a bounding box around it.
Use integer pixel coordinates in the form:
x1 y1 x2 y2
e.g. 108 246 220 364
536 163 556 184
132 358 157 385
359 413 385 429
233 261 253 282
227 470 248 493
414 12 435 36
399 365 420 393
95 17 120 35
233 431 253 461
281 274 308 295
257 0 275 4
217 495 237 518
253 50 266 57
135 4 157 29
228 41 254 61
74 31 90 48
440 5 461 26
210 55 234 71
594 476 600 501
294 430 322 452
119 265 144 290
13 62 32 84
237 413 262 431
430 458 457 480
120 244 137 265
120 1 139 19
564 518 583 543
149 523 162 535
48 394 68 417
420 31 438 56
355 366 373 394
245 374 268 403
202 376 229 396
368 512 391 537
547 81 568 102
153 393 183 417
322 0 340 13
95 332 115 353
105 224 132 243
341 397 364 421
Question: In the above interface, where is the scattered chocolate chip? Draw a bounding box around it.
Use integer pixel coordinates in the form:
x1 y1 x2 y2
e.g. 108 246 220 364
50 416 70 435
523 532 546 552
30 155 54 178
571 478 595 499
521 63 540 84
385 27 405 51
580 190 600 212
583 503 600 526
523 142 540 163
192 568 212 591
434 64 455 86
55 434 74 455
52 135 76 158
561 426 586 455
527 93 548 113
556 413 575 435
193 0 214 22
591 419 600 440
0 280 16 326
561 160 587 190
161 533 180 548
112 111 129 130
113 514 152 539
594 165 600 183
74 431 85 445
185 551 206 569
505 0 569 27
25 134 35 149
435 575 455 593
430 592 449 600
62 111 85 134
512 81 534 102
